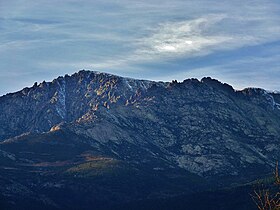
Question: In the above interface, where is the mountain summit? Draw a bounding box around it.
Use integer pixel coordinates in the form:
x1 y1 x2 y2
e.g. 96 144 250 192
0 70 280 209
0 70 156 140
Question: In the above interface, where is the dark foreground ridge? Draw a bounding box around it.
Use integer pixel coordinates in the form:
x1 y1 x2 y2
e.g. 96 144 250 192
0 70 280 209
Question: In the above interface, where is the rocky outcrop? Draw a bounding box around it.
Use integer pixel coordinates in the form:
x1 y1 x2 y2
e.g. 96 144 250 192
1 70 280 177
0 70 156 141
0 70 280 209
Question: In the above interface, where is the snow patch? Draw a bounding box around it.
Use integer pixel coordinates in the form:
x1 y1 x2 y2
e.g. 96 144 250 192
262 90 279 110
124 79 133 90
56 79 66 119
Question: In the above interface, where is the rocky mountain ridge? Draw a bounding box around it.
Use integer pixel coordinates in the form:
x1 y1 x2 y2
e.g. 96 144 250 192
1 70 279 142
0 70 157 141
0 70 280 209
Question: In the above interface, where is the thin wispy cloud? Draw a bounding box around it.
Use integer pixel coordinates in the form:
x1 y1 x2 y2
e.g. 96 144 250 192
135 15 231 57
0 0 279 95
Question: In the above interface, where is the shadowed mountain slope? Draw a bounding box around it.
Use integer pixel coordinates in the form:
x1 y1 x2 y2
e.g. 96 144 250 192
0 70 280 209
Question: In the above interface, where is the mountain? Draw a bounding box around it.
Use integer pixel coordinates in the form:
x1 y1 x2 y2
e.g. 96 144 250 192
0 70 280 209
0 71 156 140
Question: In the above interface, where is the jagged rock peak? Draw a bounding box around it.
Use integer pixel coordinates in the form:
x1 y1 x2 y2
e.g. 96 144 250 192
1 70 151 98
241 87 266 94
240 87 280 110
201 77 235 92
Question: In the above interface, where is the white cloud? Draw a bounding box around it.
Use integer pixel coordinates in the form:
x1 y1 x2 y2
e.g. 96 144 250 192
0 0 280 95
137 15 229 55
131 7 280 62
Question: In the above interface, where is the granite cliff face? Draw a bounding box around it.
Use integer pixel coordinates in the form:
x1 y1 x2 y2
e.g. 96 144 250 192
0 70 155 140
0 70 280 209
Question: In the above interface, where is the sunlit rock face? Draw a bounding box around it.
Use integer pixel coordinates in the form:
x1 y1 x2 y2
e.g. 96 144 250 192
0 70 156 141
0 70 280 209
1 70 280 176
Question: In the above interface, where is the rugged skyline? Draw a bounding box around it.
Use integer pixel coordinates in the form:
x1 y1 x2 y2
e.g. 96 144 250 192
0 0 280 96
0 70 280 209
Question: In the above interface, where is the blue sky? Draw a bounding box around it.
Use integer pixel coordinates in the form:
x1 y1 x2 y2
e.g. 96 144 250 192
0 0 280 95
